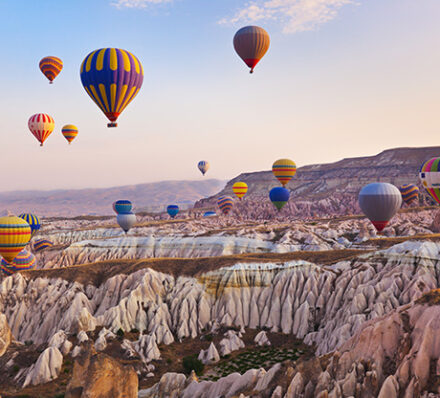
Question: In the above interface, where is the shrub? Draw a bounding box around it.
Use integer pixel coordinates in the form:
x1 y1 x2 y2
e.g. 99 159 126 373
12 364 19 373
130 328 139 334
182 355 204 376
205 334 213 342
24 340 33 346
116 328 124 337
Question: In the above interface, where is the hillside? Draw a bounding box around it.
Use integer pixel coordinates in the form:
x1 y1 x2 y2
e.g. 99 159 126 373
0 179 225 217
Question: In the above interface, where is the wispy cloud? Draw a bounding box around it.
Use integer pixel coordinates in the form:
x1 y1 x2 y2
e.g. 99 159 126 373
111 0 172 8
219 0 356 34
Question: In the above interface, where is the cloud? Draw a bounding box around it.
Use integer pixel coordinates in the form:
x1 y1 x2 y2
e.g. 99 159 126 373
219 0 356 34
111 0 172 8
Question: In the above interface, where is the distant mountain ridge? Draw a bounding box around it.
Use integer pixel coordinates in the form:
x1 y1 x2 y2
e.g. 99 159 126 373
195 147 440 218
0 179 225 217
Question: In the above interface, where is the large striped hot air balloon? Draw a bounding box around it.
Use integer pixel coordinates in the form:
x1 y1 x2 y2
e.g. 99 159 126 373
233 182 248 200
113 200 132 214
62 125 79 144
80 48 144 127
420 158 440 204
1 249 36 274
39 56 63 84
198 161 210 176
32 239 54 253
269 187 290 211
28 113 55 146
233 26 270 74
272 159 297 187
359 183 402 232
0 216 31 263
117 213 136 233
167 205 179 219
217 196 234 215
18 214 41 237
399 184 419 205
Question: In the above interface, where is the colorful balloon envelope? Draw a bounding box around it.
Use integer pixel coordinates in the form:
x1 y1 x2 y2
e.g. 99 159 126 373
113 200 133 214
62 125 79 144
358 183 402 232
217 196 234 215
399 184 419 205
1 249 36 275
167 205 179 219
203 211 217 217
269 187 290 211
0 216 32 263
272 159 297 187
39 56 63 84
198 161 210 176
28 113 55 146
233 26 270 74
419 157 440 204
18 213 41 237
80 48 144 127
117 213 136 233
233 182 248 199
32 239 54 253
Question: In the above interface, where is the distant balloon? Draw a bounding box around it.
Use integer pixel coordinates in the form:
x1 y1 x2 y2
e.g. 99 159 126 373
167 205 179 219
358 183 402 232
80 48 144 127
399 184 419 205
28 113 55 146
0 216 31 263
18 214 41 237
0 249 36 275
117 213 136 233
32 239 54 253
203 211 217 217
233 26 270 74
233 182 248 200
272 159 297 187
269 187 290 211
198 161 210 176
113 200 132 214
217 196 234 215
62 125 79 144
420 158 440 204
39 56 63 84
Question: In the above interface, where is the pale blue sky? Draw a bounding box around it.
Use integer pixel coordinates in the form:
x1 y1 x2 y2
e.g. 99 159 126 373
0 0 439 190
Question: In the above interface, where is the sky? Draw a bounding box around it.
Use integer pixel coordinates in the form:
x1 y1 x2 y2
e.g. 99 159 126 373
0 0 439 191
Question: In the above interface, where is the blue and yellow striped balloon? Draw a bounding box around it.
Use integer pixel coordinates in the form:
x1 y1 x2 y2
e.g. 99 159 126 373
272 159 297 187
399 184 419 205
62 124 79 144
0 216 31 263
18 214 41 237
167 205 179 218
1 249 36 273
80 48 144 128
217 196 234 215
32 239 54 253
113 200 132 214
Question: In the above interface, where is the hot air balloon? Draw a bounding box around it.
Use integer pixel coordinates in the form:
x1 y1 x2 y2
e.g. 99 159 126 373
399 184 419 205
167 205 179 219
61 125 79 144
198 161 210 176
272 159 296 187
233 182 248 200
28 113 55 146
217 196 234 215
233 26 270 74
80 48 144 128
358 183 402 232
117 213 136 233
113 200 132 214
1 249 36 273
39 56 63 84
203 211 217 217
420 157 440 204
32 239 54 253
269 187 290 211
18 214 41 237
0 216 31 263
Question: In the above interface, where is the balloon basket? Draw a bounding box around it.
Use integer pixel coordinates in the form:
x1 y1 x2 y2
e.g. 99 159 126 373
107 122 117 128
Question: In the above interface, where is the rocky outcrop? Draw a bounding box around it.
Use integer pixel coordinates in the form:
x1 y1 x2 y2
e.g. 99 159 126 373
254 331 271 346
23 347 63 387
0 313 11 357
218 331 245 356
66 345 138 398
198 342 220 365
